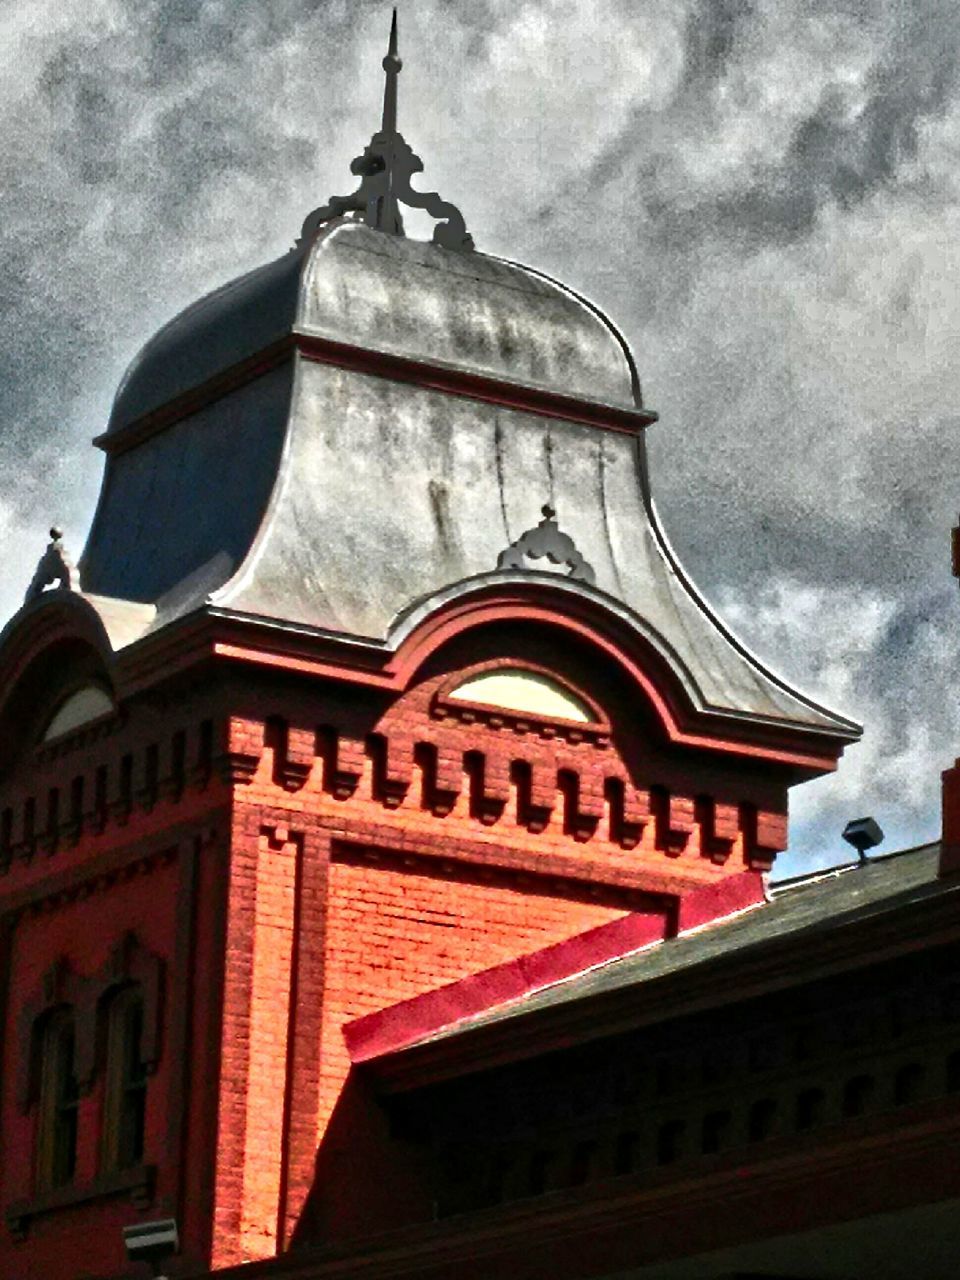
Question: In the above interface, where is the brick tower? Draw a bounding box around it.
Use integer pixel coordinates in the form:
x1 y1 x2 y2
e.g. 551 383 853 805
0 17 859 1279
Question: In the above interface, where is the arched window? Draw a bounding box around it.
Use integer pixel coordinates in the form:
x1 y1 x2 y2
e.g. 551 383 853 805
41 684 114 742
36 1009 79 1190
446 668 595 723
101 987 148 1171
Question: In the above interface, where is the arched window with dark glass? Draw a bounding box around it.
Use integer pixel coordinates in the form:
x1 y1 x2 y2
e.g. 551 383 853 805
37 1009 79 1190
101 987 147 1171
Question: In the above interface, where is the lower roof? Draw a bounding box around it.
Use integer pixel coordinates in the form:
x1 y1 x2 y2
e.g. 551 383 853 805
355 842 954 1086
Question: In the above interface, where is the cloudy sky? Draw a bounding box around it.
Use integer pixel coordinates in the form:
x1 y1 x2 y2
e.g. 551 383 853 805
1 0 957 874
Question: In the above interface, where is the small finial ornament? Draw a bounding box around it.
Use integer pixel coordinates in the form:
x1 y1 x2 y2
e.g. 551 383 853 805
497 505 596 584
24 526 80 602
299 9 474 252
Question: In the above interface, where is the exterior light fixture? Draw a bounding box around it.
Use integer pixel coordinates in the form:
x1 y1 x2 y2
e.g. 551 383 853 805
842 817 884 862
122 1218 179 1278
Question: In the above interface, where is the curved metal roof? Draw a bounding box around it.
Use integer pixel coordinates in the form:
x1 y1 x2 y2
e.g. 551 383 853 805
76 220 857 743
107 220 639 436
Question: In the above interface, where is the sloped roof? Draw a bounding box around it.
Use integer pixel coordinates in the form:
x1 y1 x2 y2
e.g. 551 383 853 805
69 219 859 743
356 843 952 1078
105 219 640 437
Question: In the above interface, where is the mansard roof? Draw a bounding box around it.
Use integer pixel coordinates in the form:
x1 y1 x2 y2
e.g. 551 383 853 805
65 210 858 744
3 20 859 754
104 219 642 439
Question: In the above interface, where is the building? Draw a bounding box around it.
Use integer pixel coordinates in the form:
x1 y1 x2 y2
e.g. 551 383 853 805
1 16 958 1280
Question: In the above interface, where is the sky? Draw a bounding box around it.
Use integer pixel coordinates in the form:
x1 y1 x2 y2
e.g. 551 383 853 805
1 0 957 875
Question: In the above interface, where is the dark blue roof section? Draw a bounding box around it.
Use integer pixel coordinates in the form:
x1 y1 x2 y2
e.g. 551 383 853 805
82 364 291 602
108 249 304 434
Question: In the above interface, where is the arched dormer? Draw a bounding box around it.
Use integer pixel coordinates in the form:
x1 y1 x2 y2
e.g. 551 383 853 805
41 686 115 743
386 580 854 779
0 592 141 776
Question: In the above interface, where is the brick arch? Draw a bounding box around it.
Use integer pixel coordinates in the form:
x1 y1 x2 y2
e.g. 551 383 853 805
387 586 685 743
385 583 843 773
0 597 117 776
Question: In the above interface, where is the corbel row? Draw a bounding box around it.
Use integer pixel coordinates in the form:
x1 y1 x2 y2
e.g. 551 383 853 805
222 716 786 868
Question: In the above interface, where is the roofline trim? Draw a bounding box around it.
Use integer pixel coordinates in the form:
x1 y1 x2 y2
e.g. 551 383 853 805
366 864 960 1093
346 871 764 1065
638 481 862 738
386 575 860 749
94 329 658 459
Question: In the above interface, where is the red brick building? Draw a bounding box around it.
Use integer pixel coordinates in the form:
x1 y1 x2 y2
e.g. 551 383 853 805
3 21 959 1280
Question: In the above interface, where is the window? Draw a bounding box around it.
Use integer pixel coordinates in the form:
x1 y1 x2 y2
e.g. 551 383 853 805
101 988 147 1171
446 668 596 723
37 1010 79 1190
41 685 115 741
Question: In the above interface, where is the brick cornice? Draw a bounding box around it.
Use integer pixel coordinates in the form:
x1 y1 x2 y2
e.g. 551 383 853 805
0 814 221 919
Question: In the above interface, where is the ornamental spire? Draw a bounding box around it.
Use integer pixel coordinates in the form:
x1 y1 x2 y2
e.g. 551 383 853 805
298 9 474 252
381 7 400 135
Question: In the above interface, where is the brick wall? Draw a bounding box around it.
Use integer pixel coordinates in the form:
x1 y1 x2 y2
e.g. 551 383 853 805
0 618 797 1275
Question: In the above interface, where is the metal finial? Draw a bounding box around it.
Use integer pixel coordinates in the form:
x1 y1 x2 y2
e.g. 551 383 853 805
381 8 401 134
497 508 595 584
25 526 80 602
298 9 474 252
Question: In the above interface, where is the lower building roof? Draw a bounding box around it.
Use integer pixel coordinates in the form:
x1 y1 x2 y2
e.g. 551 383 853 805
356 842 957 1088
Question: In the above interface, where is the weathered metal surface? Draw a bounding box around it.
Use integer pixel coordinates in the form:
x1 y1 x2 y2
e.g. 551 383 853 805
76 222 856 738
212 358 851 731
105 221 638 438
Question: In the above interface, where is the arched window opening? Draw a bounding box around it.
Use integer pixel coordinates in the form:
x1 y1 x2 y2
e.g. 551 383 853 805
446 668 596 723
42 684 114 742
842 1073 875 1118
101 988 147 1171
37 1009 79 1191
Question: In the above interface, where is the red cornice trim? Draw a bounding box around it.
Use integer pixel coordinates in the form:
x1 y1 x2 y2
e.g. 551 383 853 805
93 338 296 456
386 594 846 771
344 871 764 1065
0 591 844 777
94 332 657 457
210 633 839 773
292 332 657 436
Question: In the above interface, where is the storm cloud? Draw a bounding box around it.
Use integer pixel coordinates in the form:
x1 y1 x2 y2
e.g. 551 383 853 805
1 0 958 873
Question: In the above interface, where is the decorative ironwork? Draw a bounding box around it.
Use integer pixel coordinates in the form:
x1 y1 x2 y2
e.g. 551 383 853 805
24 527 80 603
298 9 474 253
497 505 596 585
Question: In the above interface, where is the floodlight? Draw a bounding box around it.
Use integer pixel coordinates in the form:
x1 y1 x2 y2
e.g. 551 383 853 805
842 817 884 861
122 1218 179 1277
